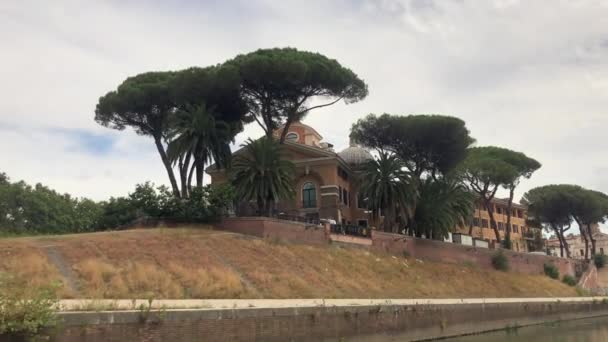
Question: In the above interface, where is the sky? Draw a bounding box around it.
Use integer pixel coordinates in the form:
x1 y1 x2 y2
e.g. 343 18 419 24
1 0 608 209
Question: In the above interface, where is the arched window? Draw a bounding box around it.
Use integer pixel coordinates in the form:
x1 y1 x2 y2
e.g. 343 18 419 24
286 132 299 142
302 182 316 208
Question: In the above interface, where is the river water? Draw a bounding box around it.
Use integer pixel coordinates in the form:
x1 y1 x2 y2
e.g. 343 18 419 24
445 316 608 342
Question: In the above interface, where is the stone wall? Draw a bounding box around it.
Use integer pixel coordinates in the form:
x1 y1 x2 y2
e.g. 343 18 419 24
217 217 329 245
33 300 608 342
371 230 579 277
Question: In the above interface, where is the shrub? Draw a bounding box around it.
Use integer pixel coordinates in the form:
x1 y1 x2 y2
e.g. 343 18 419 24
0 274 59 339
594 254 607 269
544 263 559 279
562 275 577 287
491 251 509 271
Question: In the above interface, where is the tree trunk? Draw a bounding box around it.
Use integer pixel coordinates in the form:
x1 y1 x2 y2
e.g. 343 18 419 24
179 153 192 199
195 157 204 188
256 197 264 217
557 225 571 258
484 199 501 244
154 136 180 198
504 186 515 249
574 218 589 260
588 224 597 256
278 115 296 144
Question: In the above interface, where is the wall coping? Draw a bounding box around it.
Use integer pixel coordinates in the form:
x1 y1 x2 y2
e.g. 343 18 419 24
222 216 323 228
57 297 608 312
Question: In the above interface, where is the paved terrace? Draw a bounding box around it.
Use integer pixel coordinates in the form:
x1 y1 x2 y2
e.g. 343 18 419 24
57 297 608 311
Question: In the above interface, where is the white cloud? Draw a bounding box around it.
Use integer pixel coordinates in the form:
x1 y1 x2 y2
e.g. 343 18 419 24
0 0 607 208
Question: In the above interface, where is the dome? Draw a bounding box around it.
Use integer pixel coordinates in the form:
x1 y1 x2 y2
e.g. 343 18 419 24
338 143 373 165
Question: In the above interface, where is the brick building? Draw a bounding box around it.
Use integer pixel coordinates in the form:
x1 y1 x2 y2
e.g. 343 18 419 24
455 198 539 252
546 224 608 259
207 121 377 227
208 121 541 248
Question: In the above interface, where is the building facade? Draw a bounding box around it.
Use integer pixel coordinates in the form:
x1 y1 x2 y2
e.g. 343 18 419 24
207 121 377 227
546 224 608 259
455 198 539 252
208 121 541 249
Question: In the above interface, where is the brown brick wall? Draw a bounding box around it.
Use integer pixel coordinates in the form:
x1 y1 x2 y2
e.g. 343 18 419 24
218 217 329 246
371 231 579 277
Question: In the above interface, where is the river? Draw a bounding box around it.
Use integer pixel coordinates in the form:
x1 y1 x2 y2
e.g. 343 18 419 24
444 316 608 342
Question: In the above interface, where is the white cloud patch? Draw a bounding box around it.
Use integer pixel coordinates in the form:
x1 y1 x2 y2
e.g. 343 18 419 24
1 0 607 213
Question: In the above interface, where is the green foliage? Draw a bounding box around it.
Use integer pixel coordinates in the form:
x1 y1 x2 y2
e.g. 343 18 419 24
594 254 607 269
412 178 474 239
562 275 577 286
358 153 416 233
0 176 101 234
231 137 296 216
0 274 59 339
544 263 560 279
95 66 247 198
0 173 234 235
351 113 474 178
227 47 368 141
167 104 234 189
491 251 509 271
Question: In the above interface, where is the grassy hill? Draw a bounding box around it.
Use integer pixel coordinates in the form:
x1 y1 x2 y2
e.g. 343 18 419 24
0 227 578 299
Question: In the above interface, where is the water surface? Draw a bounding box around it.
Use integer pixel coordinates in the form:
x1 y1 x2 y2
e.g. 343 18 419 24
445 316 608 342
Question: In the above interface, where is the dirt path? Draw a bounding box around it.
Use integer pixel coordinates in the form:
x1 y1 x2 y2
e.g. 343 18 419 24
41 245 80 296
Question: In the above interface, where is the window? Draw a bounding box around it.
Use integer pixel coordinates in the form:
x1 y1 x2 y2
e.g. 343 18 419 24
339 186 342 202
513 224 518 233
358 220 368 227
337 167 349 181
302 182 316 208
285 132 299 142
357 193 367 209
473 217 480 227
343 189 348 206
498 222 504 231
601 248 605 255
580 249 584 257
517 210 523 218
496 207 502 214
482 219 489 228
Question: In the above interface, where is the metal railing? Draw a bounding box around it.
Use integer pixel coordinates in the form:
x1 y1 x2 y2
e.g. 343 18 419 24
273 213 320 225
330 224 371 238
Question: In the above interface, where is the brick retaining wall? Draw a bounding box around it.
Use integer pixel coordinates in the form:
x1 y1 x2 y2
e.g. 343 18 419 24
371 230 580 277
27 300 608 342
217 217 329 245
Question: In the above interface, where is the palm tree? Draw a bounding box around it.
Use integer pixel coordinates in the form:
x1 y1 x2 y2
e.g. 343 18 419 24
167 104 233 197
231 137 295 216
359 152 416 233
412 178 474 239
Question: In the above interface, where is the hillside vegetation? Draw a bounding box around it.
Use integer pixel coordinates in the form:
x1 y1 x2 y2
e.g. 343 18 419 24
0 228 578 299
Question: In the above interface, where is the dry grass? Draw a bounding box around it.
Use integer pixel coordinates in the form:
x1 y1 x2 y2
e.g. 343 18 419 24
0 242 73 297
0 228 579 299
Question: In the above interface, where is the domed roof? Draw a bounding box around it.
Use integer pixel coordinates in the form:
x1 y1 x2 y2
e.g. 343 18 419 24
338 143 373 165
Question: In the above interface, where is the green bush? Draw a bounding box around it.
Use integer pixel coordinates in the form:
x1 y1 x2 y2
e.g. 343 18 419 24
562 275 577 287
594 254 607 269
0 274 59 339
491 251 509 271
544 263 560 279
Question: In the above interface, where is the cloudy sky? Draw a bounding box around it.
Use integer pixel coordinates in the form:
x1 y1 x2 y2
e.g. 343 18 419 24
1 0 607 205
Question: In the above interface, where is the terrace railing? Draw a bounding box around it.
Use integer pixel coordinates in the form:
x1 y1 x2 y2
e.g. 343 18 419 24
330 224 371 238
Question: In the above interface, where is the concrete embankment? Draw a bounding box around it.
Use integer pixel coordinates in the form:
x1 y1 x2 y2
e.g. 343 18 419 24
46 298 608 341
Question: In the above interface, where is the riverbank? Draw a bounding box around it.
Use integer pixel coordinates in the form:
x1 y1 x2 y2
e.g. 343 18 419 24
49 297 608 341
0 228 579 299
